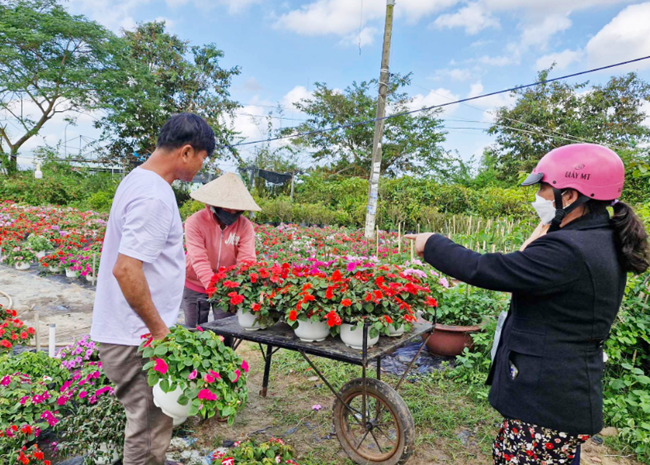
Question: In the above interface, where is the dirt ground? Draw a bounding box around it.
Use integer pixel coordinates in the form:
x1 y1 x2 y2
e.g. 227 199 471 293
191 344 645 465
1 268 644 465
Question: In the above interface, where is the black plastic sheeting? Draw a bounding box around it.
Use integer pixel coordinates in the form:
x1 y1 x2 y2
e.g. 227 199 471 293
380 341 454 379
0 263 96 290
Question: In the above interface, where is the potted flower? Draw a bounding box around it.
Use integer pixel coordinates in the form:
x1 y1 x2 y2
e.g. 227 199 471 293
422 284 506 356
60 254 82 278
284 273 331 343
1 241 35 271
212 438 300 465
26 235 53 259
208 261 286 331
139 325 248 425
39 250 67 273
315 261 440 349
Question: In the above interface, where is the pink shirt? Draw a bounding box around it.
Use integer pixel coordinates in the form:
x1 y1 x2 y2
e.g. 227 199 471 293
184 207 256 293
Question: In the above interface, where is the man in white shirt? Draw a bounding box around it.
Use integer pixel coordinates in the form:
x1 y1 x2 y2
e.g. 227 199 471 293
90 113 214 465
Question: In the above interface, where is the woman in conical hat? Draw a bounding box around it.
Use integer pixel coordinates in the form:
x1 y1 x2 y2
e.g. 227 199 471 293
183 172 261 330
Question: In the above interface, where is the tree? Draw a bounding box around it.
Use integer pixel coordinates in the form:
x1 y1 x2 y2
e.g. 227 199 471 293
0 0 123 170
487 69 650 182
280 74 453 178
95 21 242 167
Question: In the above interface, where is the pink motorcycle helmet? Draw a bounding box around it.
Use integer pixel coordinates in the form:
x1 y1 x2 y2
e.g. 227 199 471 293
521 143 625 200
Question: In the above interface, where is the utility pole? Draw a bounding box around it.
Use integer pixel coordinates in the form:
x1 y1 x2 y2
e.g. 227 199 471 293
364 0 395 240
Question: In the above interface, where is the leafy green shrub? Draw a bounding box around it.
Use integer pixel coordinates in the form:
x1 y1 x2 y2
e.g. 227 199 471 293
602 273 650 461
179 199 205 220
0 351 69 388
438 285 507 326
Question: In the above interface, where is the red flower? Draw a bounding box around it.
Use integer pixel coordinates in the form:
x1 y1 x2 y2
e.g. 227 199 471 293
228 292 244 305
250 273 258 283
20 331 28 339
341 299 352 307
384 315 393 324
251 303 261 312
545 443 554 450
27 327 35 335
326 311 342 327
1 340 12 348
302 293 315 303
259 269 270 279
330 270 342 282
289 310 298 321
325 287 335 299
223 281 240 288
364 293 373 302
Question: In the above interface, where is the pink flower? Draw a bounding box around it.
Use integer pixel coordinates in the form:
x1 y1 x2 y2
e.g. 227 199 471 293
19 396 29 405
204 373 215 383
312 404 322 411
241 360 249 373
79 391 88 399
196 326 203 332
233 369 241 383
153 358 168 375
197 389 217 401
438 277 450 289
0 375 10 386
209 370 221 380
188 370 198 380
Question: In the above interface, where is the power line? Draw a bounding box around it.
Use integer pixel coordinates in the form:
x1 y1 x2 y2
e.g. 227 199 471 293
224 54 650 150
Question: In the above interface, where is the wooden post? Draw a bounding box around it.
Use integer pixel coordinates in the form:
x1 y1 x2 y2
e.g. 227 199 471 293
398 223 401 254
410 238 414 262
492 244 496 253
364 0 396 240
376 225 380 257
34 313 40 352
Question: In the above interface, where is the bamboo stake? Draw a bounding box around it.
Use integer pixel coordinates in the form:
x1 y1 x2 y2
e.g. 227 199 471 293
398 223 401 254
417 223 420 234
468 216 472 235
34 313 40 352
410 239 414 262
376 226 380 257
492 244 496 253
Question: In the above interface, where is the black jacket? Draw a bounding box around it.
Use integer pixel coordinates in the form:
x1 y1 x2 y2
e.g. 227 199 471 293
423 212 626 435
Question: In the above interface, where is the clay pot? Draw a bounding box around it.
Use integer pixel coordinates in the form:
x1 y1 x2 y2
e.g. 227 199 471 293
422 323 482 357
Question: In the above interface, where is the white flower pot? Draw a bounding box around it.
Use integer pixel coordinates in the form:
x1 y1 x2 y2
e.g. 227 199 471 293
152 382 189 426
15 262 30 271
65 269 79 278
388 324 405 337
340 324 379 350
294 319 329 342
86 274 96 283
49 266 62 273
95 443 120 465
237 308 262 331
35 251 46 259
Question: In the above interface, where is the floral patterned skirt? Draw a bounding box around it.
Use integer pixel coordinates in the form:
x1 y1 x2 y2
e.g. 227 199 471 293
493 418 590 464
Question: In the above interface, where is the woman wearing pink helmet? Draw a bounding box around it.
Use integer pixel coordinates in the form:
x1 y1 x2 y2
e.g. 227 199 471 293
407 144 649 465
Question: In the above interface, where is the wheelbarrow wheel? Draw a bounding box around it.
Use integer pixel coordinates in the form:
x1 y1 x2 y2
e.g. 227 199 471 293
333 378 415 465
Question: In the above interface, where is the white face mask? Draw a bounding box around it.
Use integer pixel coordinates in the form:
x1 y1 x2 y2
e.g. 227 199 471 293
531 195 556 225
531 192 570 225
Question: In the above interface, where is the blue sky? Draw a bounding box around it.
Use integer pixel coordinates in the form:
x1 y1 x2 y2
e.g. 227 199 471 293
13 0 650 173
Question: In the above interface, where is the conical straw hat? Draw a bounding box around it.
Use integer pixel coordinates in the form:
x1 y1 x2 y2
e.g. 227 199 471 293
190 172 261 212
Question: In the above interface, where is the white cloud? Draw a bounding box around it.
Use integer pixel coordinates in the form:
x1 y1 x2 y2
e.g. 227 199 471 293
408 88 460 115
243 77 264 92
282 86 314 110
339 27 378 48
520 15 571 49
166 0 264 14
467 81 517 121
431 68 474 81
477 55 513 66
536 49 584 71
432 2 499 35
585 2 650 70
481 0 633 15
641 100 650 128
273 0 460 37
